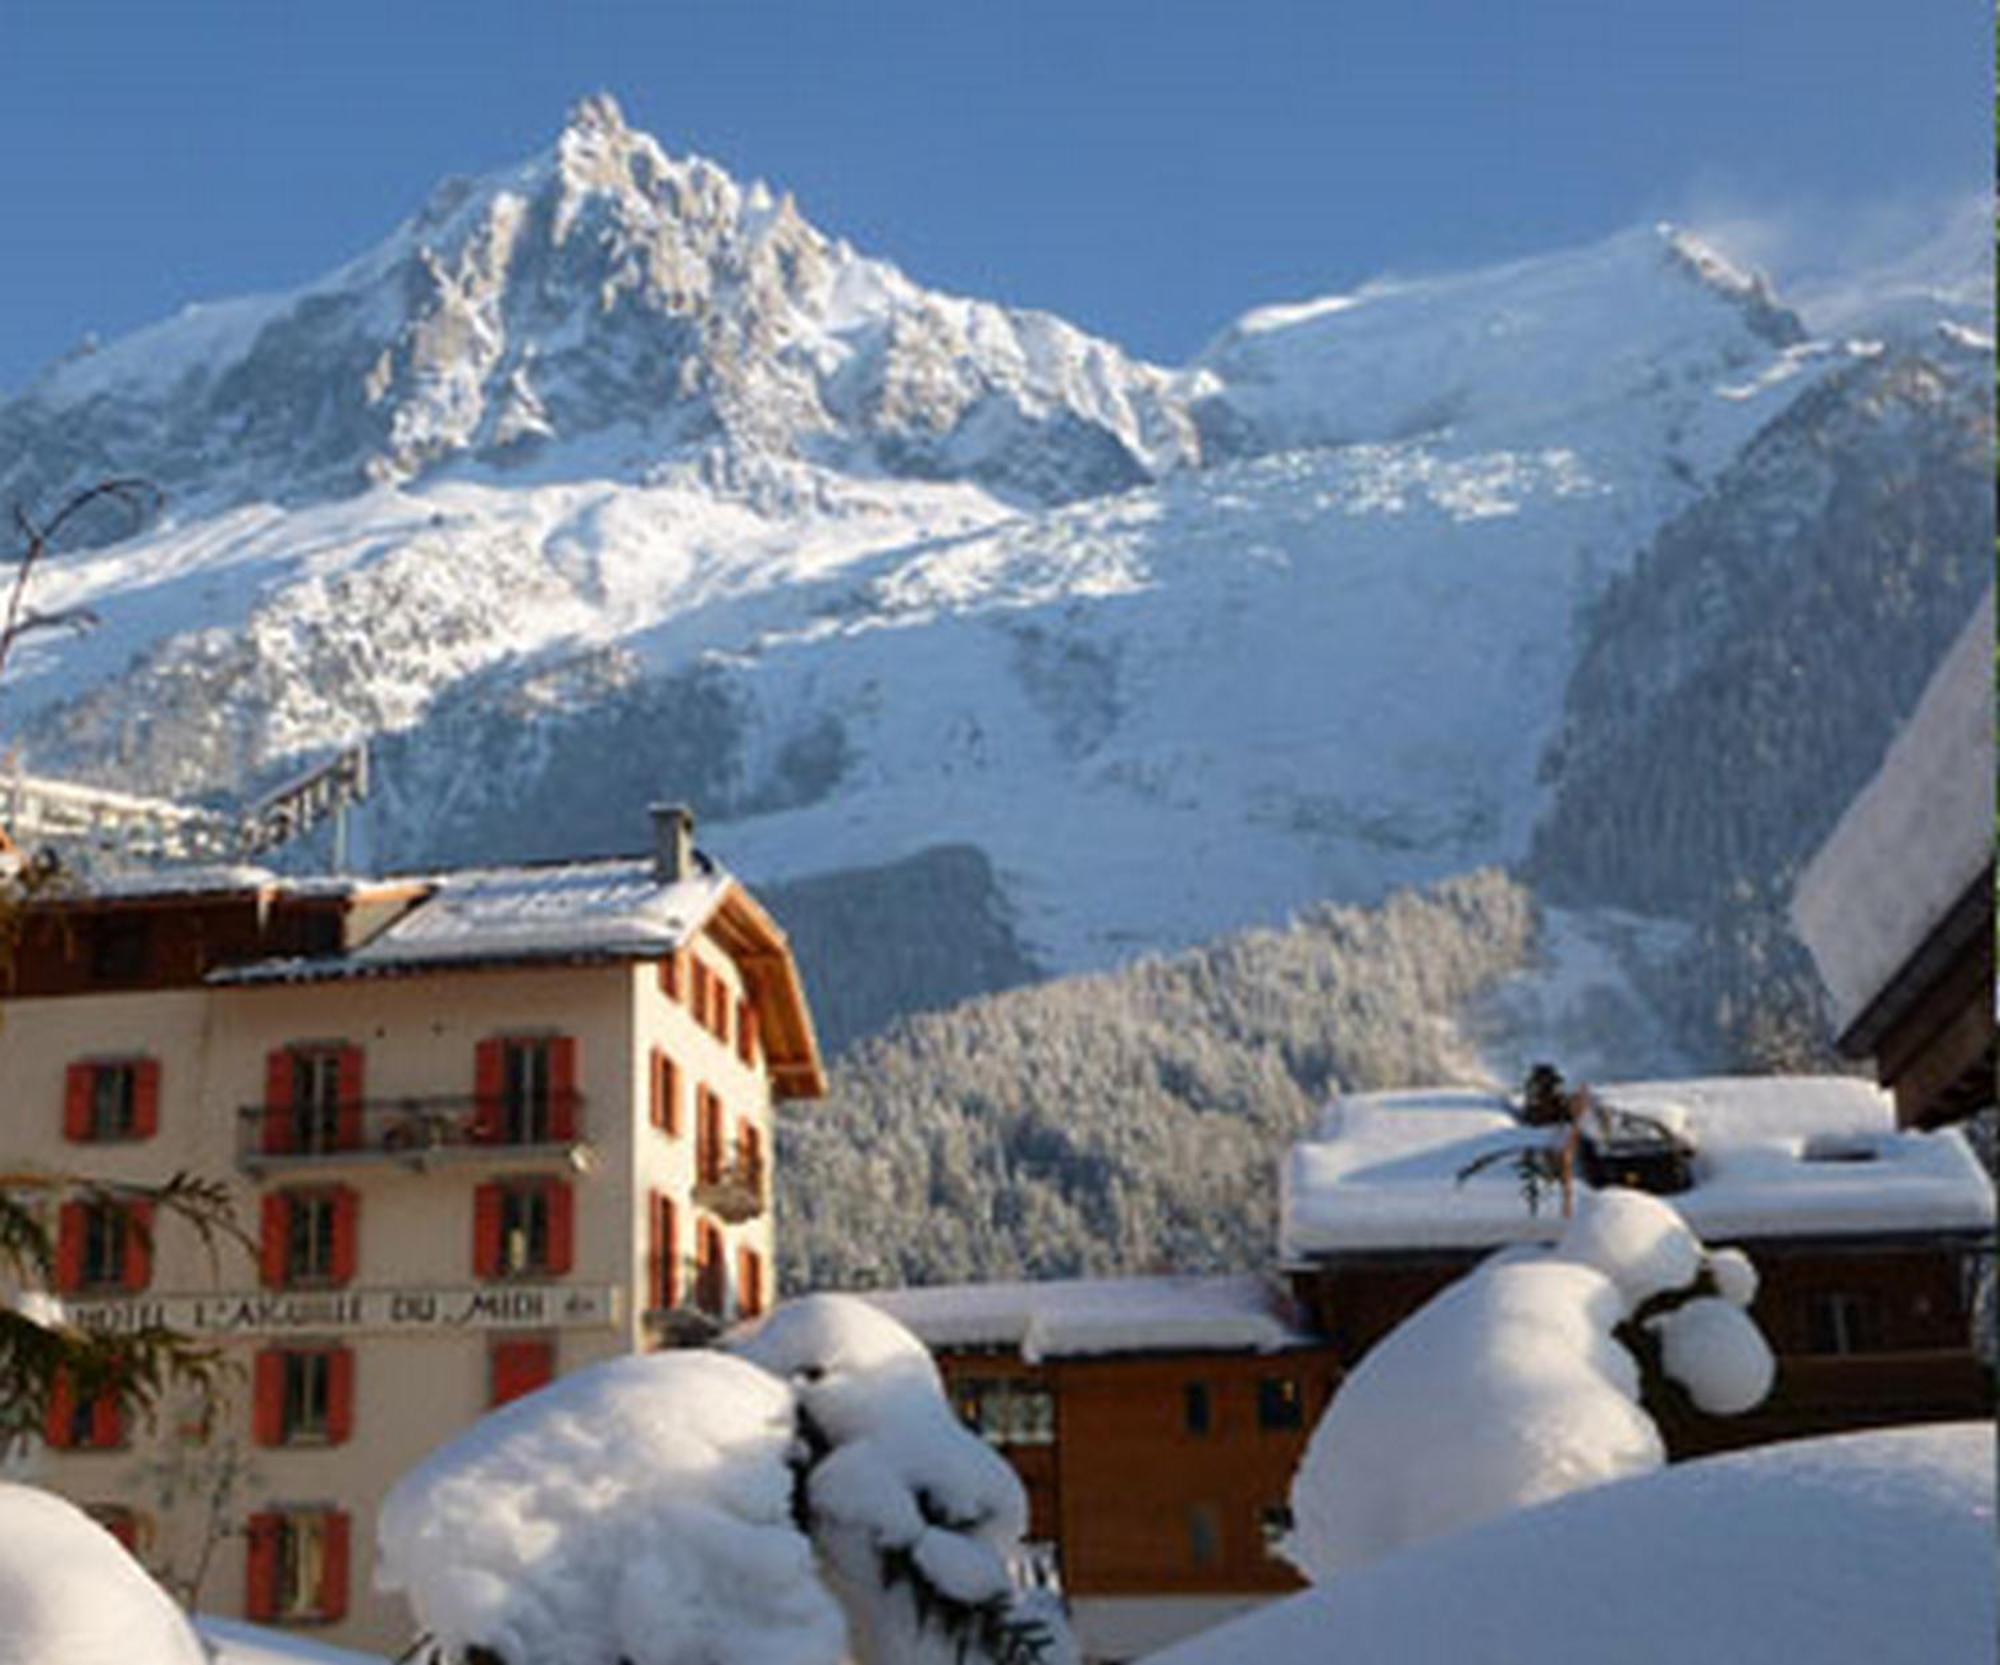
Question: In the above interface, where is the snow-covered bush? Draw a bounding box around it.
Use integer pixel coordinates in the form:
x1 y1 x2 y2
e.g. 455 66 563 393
0 1481 207 1665
1286 1188 1773 1577
376 1296 1073 1665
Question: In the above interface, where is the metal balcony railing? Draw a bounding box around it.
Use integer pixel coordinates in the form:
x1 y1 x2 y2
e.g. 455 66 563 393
642 1255 730 1345
236 1094 587 1174
691 1150 767 1224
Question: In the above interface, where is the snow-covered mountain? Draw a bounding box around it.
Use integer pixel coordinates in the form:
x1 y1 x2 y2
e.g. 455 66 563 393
2 98 1986 1065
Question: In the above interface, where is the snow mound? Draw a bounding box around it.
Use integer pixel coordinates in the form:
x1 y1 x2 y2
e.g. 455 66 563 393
1285 1190 1772 1577
374 1351 845 1665
1156 1423 1996 1665
196 1615 390 1663
0 1483 206 1665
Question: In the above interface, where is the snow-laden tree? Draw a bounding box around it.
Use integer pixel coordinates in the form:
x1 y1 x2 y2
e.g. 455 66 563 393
377 1296 1075 1665
1285 1188 1774 1578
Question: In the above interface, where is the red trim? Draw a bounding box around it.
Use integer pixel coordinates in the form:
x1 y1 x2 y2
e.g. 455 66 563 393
695 1220 724 1315
44 1372 76 1449
244 1514 281 1623
122 1200 154 1292
54 1202 85 1294
317 1512 350 1623
63 1064 93 1141
490 1338 555 1407
88 1391 122 1449
472 1039 504 1142
545 1182 574 1276
649 1191 679 1309
334 1046 364 1151
737 1245 764 1319
548 1035 578 1142
131 1059 160 1139
473 1183 503 1279
259 1194 290 1289
252 1350 285 1447
263 1050 295 1155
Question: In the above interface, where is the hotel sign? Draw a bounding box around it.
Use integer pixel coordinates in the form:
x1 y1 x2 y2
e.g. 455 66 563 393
63 1283 622 1339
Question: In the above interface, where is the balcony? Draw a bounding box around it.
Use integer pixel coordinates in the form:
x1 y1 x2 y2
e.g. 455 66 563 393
643 1255 728 1346
237 1094 589 1176
691 1150 767 1224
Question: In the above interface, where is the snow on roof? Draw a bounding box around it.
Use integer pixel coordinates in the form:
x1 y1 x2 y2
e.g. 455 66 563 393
1152 1422 1995 1665
213 856 734 982
1792 587 1995 1034
1281 1075 1994 1260
859 1274 1313 1361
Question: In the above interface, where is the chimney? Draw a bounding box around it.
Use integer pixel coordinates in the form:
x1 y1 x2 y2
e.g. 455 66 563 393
650 803 696 883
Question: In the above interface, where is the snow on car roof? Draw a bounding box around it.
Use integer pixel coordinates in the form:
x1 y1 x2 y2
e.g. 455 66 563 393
861 1273 1313 1361
1281 1075 1994 1260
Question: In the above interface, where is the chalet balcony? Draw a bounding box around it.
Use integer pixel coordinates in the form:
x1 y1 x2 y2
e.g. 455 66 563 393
692 1150 767 1224
643 1257 728 1346
236 1094 589 1176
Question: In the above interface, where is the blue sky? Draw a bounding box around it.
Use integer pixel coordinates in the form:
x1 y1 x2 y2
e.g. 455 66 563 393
0 0 1987 388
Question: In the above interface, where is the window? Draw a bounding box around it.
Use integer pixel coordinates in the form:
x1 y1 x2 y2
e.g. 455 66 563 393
55 1199 151 1294
691 958 711 1024
696 1088 725 1185
261 1046 362 1156
736 999 758 1066
259 1190 358 1290
1187 1504 1221 1569
1807 1292 1877 1356
648 1192 679 1310
737 1245 765 1319
694 1219 725 1316
1259 1504 1295 1558
473 1180 574 1280
1183 1381 1212 1436
43 1373 123 1450
253 1348 353 1447
737 1122 764 1193
954 1378 1055 1447
245 1509 349 1626
63 1059 159 1143
660 950 685 1002
1257 1376 1303 1431
490 1337 555 1408
474 1037 578 1144
650 1049 680 1136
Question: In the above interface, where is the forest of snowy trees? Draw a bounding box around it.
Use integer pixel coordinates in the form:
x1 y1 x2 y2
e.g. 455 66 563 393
776 870 1536 1290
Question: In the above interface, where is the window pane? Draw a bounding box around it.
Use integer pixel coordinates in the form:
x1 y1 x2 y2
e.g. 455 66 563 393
1184 1382 1212 1436
1257 1377 1303 1431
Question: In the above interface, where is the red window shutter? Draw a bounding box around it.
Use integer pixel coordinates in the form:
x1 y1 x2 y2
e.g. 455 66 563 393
660 951 681 1001
691 957 708 1016
740 1003 759 1066
97 1509 140 1553
327 1348 355 1445
53 1202 85 1294
330 1188 359 1286
548 1035 578 1142
472 1039 504 1142
545 1182 574 1276
737 1246 762 1318
648 1049 664 1129
244 1514 281 1623
123 1200 154 1292
335 1046 365 1150
318 1510 350 1623
661 1195 679 1308
662 1056 680 1137
131 1059 161 1139
260 1194 290 1289
63 1064 94 1141
473 1183 503 1279
696 1223 723 1315
89 1391 122 1449
262 1050 295 1155
490 1338 555 1407
44 1371 76 1449
252 1350 286 1447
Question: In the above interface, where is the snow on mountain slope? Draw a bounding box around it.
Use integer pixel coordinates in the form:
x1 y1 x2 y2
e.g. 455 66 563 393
3 99 1958 1033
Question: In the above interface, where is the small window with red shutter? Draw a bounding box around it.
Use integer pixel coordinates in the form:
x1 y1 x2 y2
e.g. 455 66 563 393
260 1190 358 1289
736 999 758 1067
737 1245 765 1319
55 1198 152 1294
63 1059 158 1143
262 1046 364 1156
474 1036 579 1145
489 1336 555 1407
43 1370 124 1451
245 1508 349 1625
473 1179 573 1280
650 1049 680 1136
660 950 684 1002
695 1088 724 1185
695 1219 725 1316
253 1347 353 1447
